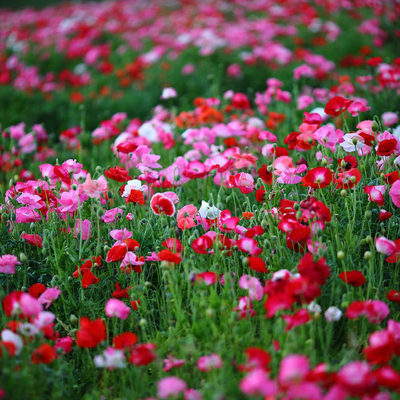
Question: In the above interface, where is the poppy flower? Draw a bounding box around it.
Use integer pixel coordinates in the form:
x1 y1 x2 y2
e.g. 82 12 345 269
22 233 43 247
282 309 311 332
377 139 397 157
258 165 273 185
238 347 271 372
76 317 107 348
301 167 332 189
335 168 361 189
194 271 218 285
129 343 156 365
150 193 176 217
191 235 213 254
324 96 353 117
113 332 138 349
106 244 128 263
104 166 132 182
31 344 57 364
157 249 182 265
339 271 366 287
247 257 268 273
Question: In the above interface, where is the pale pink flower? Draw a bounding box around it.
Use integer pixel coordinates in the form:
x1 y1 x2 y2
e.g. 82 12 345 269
239 368 277 397
81 174 108 199
197 353 223 372
389 180 400 207
382 112 398 126
157 377 187 399
278 355 310 387
94 347 126 369
15 207 41 223
161 87 177 99
239 275 263 301
0 254 20 274
105 299 130 320
20 293 42 316
110 228 132 240
376 236 397 256
74 219 91 240
177 204 198 230
38 287 61 309
163 354 185 372
58 191 80 213
102 207 123 223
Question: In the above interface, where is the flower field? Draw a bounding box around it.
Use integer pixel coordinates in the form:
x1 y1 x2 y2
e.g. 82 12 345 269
1 0 400 398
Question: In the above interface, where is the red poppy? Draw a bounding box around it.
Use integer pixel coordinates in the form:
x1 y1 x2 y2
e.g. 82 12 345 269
258 165 273 185
255 188 266 203
247 257 268 273
22 233 43 247
28 283 46 298
335 168 361 189
113 332 138 349
106 244 128 263
386 290 400 304
162 238 183 253
301 167 332 189
191 235 213 254
157 249 182 265
126 189 145 205
76 317 107 348
384 171 400 185
238 347 271 372
282 309 310 332
104 166 132 182
129 343 157 366
339 271 366 287
112 283 130 299
324 96 353 116
231 93 251 109
297 253 330 285
31 344 57 364
377 139 397 157
150 194 175 216
81 270 100 289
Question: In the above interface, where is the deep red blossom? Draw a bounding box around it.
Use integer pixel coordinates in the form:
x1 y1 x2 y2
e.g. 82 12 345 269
335 168 361 190
76 317 107 348
282 309 311 331
31 344 57 364
247 257 268 273
191 235 213 254
238 347 271 372
338 155 358 170
324 96 353 117
377 139 397 157
22 233 43 247
301 167 332 189
157 249 182 265
258 165 273 185
339 271 366 287
113 332 138 349
129 343 157 365
387 290 400 304
112 283 130 299
126 189 145 205
28 283 46 298
104 166 132 182
106 244 128 263
297 253 330 285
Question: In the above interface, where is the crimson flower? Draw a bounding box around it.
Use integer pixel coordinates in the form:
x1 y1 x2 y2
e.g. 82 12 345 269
339 271 366 287
76 317 107 348
324 96 353 117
